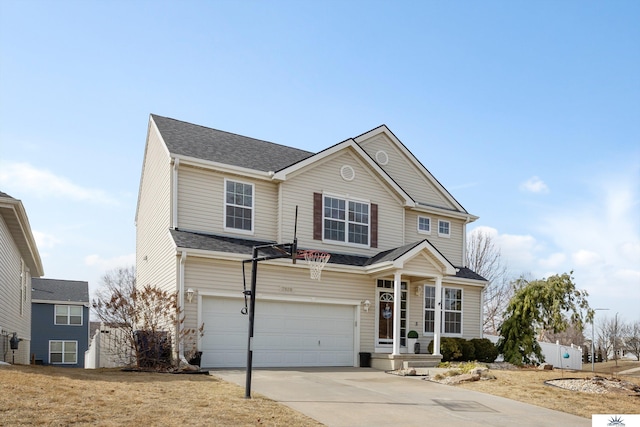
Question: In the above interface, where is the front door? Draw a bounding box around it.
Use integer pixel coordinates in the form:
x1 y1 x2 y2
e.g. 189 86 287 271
376 280 407 348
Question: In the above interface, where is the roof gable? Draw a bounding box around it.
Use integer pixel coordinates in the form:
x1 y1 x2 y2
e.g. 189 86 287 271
355 125 468 214
32 278 89 303
0 192 44 277
273 138 415 207
151 114 313 172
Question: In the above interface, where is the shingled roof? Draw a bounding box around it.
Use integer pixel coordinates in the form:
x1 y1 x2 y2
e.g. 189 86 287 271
170 229 486 281
32 278 89 303
152 114 314 172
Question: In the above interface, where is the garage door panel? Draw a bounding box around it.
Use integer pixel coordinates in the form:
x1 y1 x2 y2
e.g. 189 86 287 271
201 297 355 368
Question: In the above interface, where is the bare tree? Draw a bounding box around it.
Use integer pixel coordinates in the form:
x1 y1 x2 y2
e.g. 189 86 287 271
92 266 203 370
597 313 629 365
466 229 513 334
626 320 640 361
542 322 586 346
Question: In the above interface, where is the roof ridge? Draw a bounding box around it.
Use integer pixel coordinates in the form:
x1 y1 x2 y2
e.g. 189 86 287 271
151 113 314 155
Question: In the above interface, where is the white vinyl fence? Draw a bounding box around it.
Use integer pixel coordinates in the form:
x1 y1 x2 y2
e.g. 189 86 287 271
485 335 583 370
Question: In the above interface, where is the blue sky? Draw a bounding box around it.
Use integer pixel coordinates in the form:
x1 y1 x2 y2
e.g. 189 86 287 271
1 1 638 324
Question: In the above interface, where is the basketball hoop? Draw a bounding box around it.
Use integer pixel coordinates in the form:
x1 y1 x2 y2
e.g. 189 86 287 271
297 250 330 280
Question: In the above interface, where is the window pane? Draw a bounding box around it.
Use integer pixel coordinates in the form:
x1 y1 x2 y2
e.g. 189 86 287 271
51 353 62 363
55 306 67 316
226 206 251 230
50 341 62 352
70 315 82 325
324 219 345 241
424 311 434 333
70 306 82 316
348 223 368 245
439 221 450 235
56 315 68 325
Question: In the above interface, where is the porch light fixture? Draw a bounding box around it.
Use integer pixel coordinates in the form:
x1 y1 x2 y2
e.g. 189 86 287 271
362 300 371 312
415 286 422 297
186 288 195 303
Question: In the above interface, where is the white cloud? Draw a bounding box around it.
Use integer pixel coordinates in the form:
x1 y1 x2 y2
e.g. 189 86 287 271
519 176 549 194
33 230 62 250
0 161 119 205
84 253 136 271
571 250 602 267
540 252 566 269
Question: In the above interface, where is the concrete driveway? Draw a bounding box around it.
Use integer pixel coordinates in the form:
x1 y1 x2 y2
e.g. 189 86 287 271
212 368 589 427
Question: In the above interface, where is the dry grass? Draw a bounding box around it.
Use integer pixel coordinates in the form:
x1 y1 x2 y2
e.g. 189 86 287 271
0 365 322 427
455 361 640 419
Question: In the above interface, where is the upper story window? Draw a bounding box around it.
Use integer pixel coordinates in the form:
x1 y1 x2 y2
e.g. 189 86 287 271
423 286 463 335
225 179 254 233
323 196 369 246
438 220 450 238
418 216 431 234
55 305 83 326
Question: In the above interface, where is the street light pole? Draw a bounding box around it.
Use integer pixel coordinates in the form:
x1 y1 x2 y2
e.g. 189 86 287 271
592 308 609 372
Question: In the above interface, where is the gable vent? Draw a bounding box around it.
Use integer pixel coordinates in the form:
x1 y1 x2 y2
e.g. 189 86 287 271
375 150 389 165
340 165 355 181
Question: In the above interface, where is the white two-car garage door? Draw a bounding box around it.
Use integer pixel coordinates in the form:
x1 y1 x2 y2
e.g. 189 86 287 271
200 297 355 368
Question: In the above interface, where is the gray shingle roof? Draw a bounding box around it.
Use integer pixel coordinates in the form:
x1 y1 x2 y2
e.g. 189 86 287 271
170 230 486 281
32 278 89 303
0 191 14 199
152 114 314 172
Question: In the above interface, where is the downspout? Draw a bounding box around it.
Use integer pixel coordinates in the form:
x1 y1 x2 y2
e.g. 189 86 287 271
172 158 179 229
462 215 471 267
178 250 189 365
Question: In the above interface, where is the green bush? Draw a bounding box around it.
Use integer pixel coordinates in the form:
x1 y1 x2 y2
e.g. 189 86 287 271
428 337 462 361
470 338 499 363
458 338 476 361
407 330 419 339
429 337 498 362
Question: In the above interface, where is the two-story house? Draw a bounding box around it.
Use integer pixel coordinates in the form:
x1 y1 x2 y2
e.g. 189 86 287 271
136 114 487 370
0 191 44 364
31 278 90 368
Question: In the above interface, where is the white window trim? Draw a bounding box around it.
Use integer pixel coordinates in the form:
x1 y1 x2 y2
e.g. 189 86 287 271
54 305 84 326
438 219 451 238
322 193 371 249
422 285 463 337
223 178 255 235
417 216 431 235
49 340 78 364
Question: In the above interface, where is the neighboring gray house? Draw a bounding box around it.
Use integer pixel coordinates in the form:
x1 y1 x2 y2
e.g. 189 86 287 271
31 278 89 368
1 191 44 364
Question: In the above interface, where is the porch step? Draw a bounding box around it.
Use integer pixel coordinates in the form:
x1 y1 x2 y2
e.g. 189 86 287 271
403 359 440 369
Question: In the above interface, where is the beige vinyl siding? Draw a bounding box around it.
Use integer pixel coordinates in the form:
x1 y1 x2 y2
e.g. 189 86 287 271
358 134 456 210
402 255 442 277
456 283 482 339
0 214 31 364
405 210 464 266
184 256 376 352
177 165 278 241
279 149 405 256
136 123 177 294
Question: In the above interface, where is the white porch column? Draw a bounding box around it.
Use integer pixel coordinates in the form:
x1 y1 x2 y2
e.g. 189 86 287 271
392 272 402 355
433 276 442 356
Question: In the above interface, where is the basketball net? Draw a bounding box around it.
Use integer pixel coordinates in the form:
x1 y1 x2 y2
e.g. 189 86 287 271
298 250 330 280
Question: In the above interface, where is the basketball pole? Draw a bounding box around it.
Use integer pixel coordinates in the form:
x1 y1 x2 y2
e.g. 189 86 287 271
243 207 299 399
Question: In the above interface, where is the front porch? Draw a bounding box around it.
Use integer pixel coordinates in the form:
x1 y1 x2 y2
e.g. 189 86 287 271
370 353 442 371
